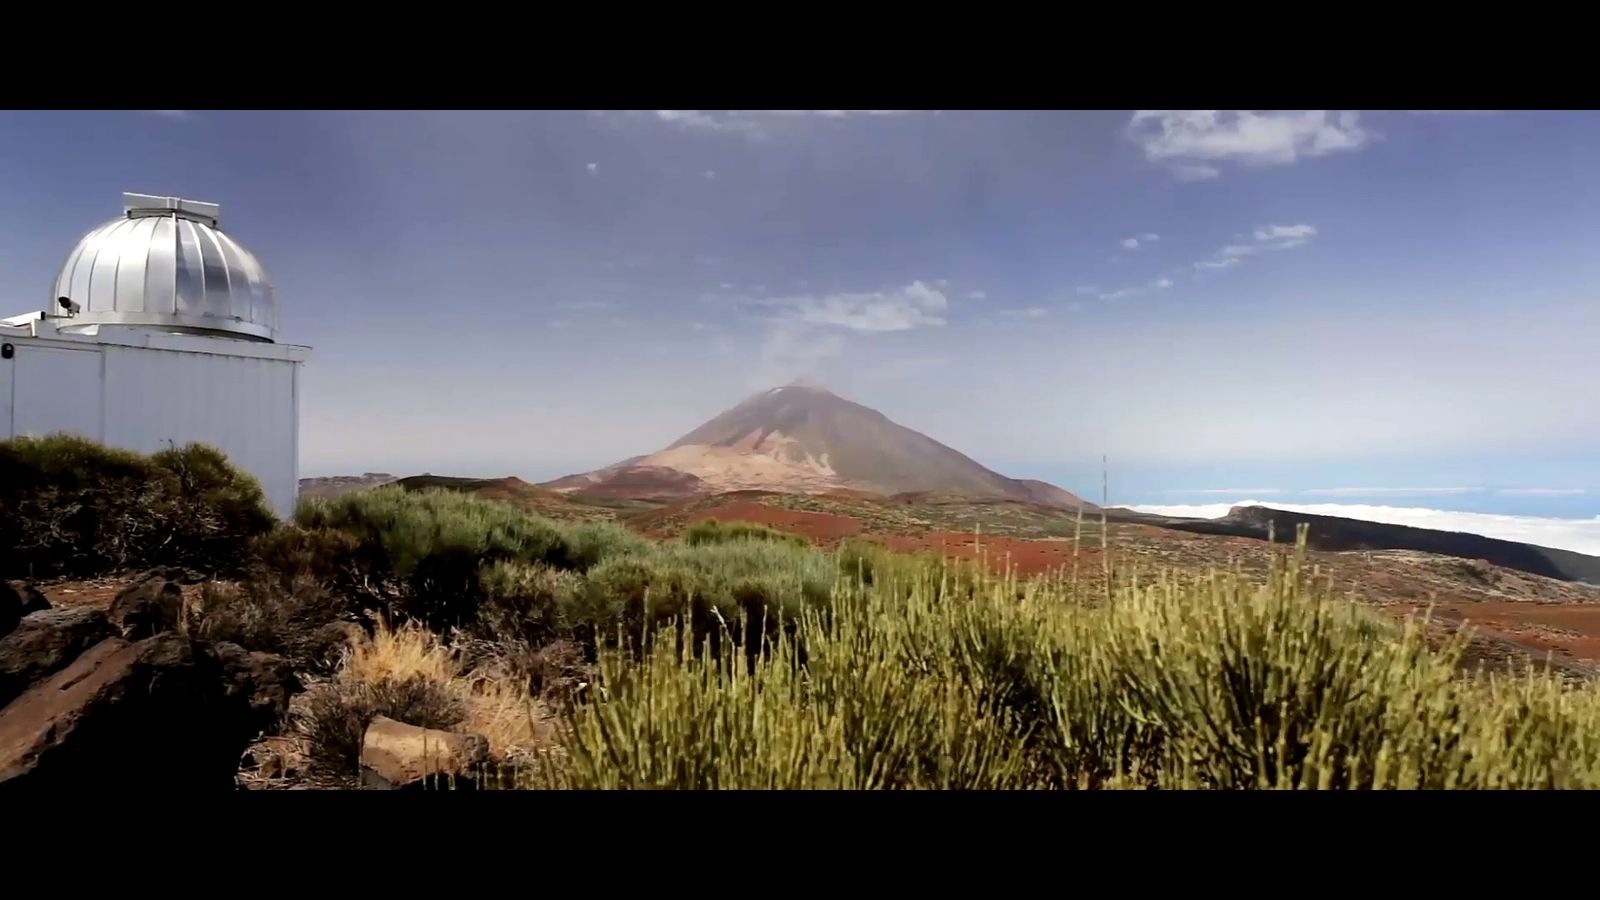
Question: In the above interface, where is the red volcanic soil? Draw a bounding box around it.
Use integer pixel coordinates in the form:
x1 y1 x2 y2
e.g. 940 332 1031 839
682 501 865 543
868 533 1101 577
1394 601 1600 669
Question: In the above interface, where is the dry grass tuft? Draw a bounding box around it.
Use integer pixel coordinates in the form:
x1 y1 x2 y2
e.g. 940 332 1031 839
332 620 552 763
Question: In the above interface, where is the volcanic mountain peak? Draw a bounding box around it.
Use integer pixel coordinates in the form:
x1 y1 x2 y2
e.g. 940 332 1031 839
543 383 1092 507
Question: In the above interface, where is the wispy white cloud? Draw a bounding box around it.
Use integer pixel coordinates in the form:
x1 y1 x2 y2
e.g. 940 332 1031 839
1254 224 1316 242
998 307 1049 320
1126 501 1600 557
1162 488 1287 495
147 110 191 121
1496 488 1588 496
967 290 988 300
1199 223 1318 271
757 320 846 386
782 281 948 332
1120 233 1159 250
766 109 917 118
1128 110 1371 179
585 162 598 175
702 169 717 180
652 109 762 136
1301 486 1484 497
640 109 921 139
1099 277 1174 302
749 278 951 385
742 281 949 330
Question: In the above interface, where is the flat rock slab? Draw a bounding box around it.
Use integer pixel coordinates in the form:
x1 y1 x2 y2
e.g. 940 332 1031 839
0 608 116 709
360 715 489 789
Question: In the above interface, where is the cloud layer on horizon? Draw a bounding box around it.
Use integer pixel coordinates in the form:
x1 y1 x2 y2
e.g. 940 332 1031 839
1126 500 1600 556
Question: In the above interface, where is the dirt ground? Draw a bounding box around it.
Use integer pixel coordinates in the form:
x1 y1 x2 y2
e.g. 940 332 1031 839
638 491 1600 675
38 575 206 611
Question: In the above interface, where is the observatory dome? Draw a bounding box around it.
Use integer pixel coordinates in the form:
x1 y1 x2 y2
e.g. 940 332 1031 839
50 193 279 342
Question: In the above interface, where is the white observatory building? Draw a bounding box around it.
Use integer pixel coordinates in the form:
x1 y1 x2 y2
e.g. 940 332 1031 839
0 193 310 517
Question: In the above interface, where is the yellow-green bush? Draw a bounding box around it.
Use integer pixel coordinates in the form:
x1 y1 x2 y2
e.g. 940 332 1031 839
527 535 1600 790
477 560 586 646
572 540 834 658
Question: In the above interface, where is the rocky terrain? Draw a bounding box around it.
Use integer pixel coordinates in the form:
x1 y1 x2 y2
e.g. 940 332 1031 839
0 572 301 790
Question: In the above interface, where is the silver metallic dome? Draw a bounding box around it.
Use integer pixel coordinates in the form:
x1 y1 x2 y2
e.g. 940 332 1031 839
51 193 279 342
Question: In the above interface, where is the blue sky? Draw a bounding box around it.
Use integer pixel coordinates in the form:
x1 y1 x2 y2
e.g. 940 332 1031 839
1 109 1595 529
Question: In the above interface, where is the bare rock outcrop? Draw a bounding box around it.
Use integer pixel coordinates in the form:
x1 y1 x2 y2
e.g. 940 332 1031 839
106 572 184 640
0 608 116 708
1 582 51 638
0 633 259 792
359 715 489 789
213 642 300 737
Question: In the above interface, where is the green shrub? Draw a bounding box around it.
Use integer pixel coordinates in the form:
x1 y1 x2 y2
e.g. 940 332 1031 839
563 519 653 571
149 443 276 570
577 540 835 656
0 434 273 579
247 526 365 596
683 519 809 549
477 560 586 646
295 487 577 631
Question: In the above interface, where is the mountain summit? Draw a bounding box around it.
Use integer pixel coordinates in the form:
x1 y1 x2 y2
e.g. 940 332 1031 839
543 383 1091 507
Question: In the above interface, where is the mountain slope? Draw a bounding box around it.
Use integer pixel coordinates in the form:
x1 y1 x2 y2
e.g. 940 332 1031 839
543 381 1091 507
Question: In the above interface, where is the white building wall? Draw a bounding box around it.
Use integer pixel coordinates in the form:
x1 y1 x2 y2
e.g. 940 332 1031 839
2 324 305 519
101 346 300 518
9 343 101 438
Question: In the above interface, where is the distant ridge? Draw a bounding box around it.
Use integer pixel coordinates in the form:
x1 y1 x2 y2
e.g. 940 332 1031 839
1112 504 1600 585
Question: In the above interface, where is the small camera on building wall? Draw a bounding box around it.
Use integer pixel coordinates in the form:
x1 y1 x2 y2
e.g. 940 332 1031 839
57 296 80 315
2 343 13 359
